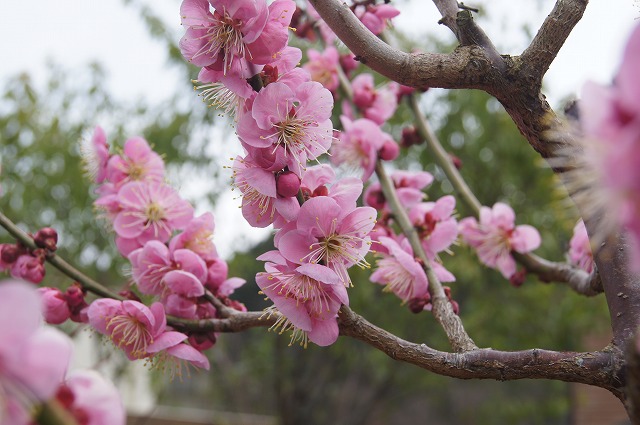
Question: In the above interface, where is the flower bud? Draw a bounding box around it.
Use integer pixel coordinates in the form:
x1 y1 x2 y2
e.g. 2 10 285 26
379 140 400 161
0 244 21 264
276 171 301 198
400 126 423 147
365 188 386 210
312 185 329 197
449 153 463 170
34 227 58 251
509 269 527 288
408 297 428 314
38 287 71 324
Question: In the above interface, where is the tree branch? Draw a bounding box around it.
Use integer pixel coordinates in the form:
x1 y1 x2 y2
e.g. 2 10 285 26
376 161 477 352
520 0 589 85
338 305 621 396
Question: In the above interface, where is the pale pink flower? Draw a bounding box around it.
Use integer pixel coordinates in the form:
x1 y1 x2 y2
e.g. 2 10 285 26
81 126 110 184
87 299 209 369
0 280 73 424
568 220 594 273
257 255 348 347
38 287 71 325
303 46 340 92
578 23 640 266
179 0 295 72
277 196 376 285
365 170 433 211
113 181 194 244
354 4 400 35
237 80 334 176
331 116 392 181
459 203 541 278
60 370 125 425
106 137 165 188
169 212 218 262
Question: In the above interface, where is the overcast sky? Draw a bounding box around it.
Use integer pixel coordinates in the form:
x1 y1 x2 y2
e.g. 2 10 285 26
0 0 638 257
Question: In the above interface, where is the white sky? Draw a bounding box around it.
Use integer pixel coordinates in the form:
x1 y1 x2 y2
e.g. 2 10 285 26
0 0 638 257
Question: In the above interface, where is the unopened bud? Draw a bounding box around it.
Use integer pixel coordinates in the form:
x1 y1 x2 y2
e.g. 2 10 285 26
408 296 428 314
34 227 58 251
379 140 399 161
400 126 423 147
509 269 527 288
365 188 386 210
449 153 462 170
276 171 301 198
1 244 21 264
118 289 141 302
312 185 329 197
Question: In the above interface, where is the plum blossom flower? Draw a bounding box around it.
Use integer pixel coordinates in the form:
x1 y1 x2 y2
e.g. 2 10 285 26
576 23 640 266
459 203 541 279
237 80 334 176
169 212 218 262
113 181 194 244
303 46 340 92
365 170 434 211
331 116 393 181
568 220 594 273
80 126 110 184
57 370 125 425
87 299 209 369
370 237 428 302
354 3 400 35
409 195 458 258
179 0 295 72
277 196 376 285
0 280 73 424
351 73 398 125
106 137 165 188
257 254 348 347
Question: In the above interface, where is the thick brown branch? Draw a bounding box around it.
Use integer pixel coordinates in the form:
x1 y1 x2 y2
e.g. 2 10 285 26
520 0 589 85
338 305 621 395
308 0 496 90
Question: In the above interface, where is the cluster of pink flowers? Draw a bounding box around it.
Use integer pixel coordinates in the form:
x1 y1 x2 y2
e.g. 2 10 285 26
579 23 640 266
0 280 124 425
459 203 541 279
81 126 246 368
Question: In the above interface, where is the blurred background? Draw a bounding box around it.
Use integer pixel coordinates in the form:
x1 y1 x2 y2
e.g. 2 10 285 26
0 0 638 424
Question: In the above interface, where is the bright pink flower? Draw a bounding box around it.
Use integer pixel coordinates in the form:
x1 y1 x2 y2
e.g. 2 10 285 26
60 370 125 425
354 4 400 35
0 280 73 423
81 126 110 184
351 73 398 125
87 299 209 369
113 181 194 244
568 220 594 273
331 116 392 181
303 46 340 92
237 80 334 176
106 137 165 188
459 203 541 278
179 0 294 72
11 252 46 284
257 256 348 346
579 23 640 265
231 155 301 228
365 170 433 211
409 195 458 258
278 196 376 285
370 236 429 301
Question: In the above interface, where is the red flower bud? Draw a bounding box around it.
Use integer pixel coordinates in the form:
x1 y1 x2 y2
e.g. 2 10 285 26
379 140 400 161
34 227 58 251
276 171 301 198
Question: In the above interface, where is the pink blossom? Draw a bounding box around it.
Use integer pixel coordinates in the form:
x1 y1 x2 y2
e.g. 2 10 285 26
370 236 429 302
351 73 398 125
365 171 433 212
106 137 165 188
257 256 348 346
60 370 125 425
129 240 207 297
409 195 458 258
331 116 393 181
179 0 294 72
278 196 376 285
579 23 640 265
231 155 301 228
237 80 334 176
303 46 340 92
169 212 218 262
354 4 400 35
0 280 73 423
568 220 594 273
10 252 46 284
113 181 194 244
87 299 209 369
459 203 541 278
81 126 110 184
